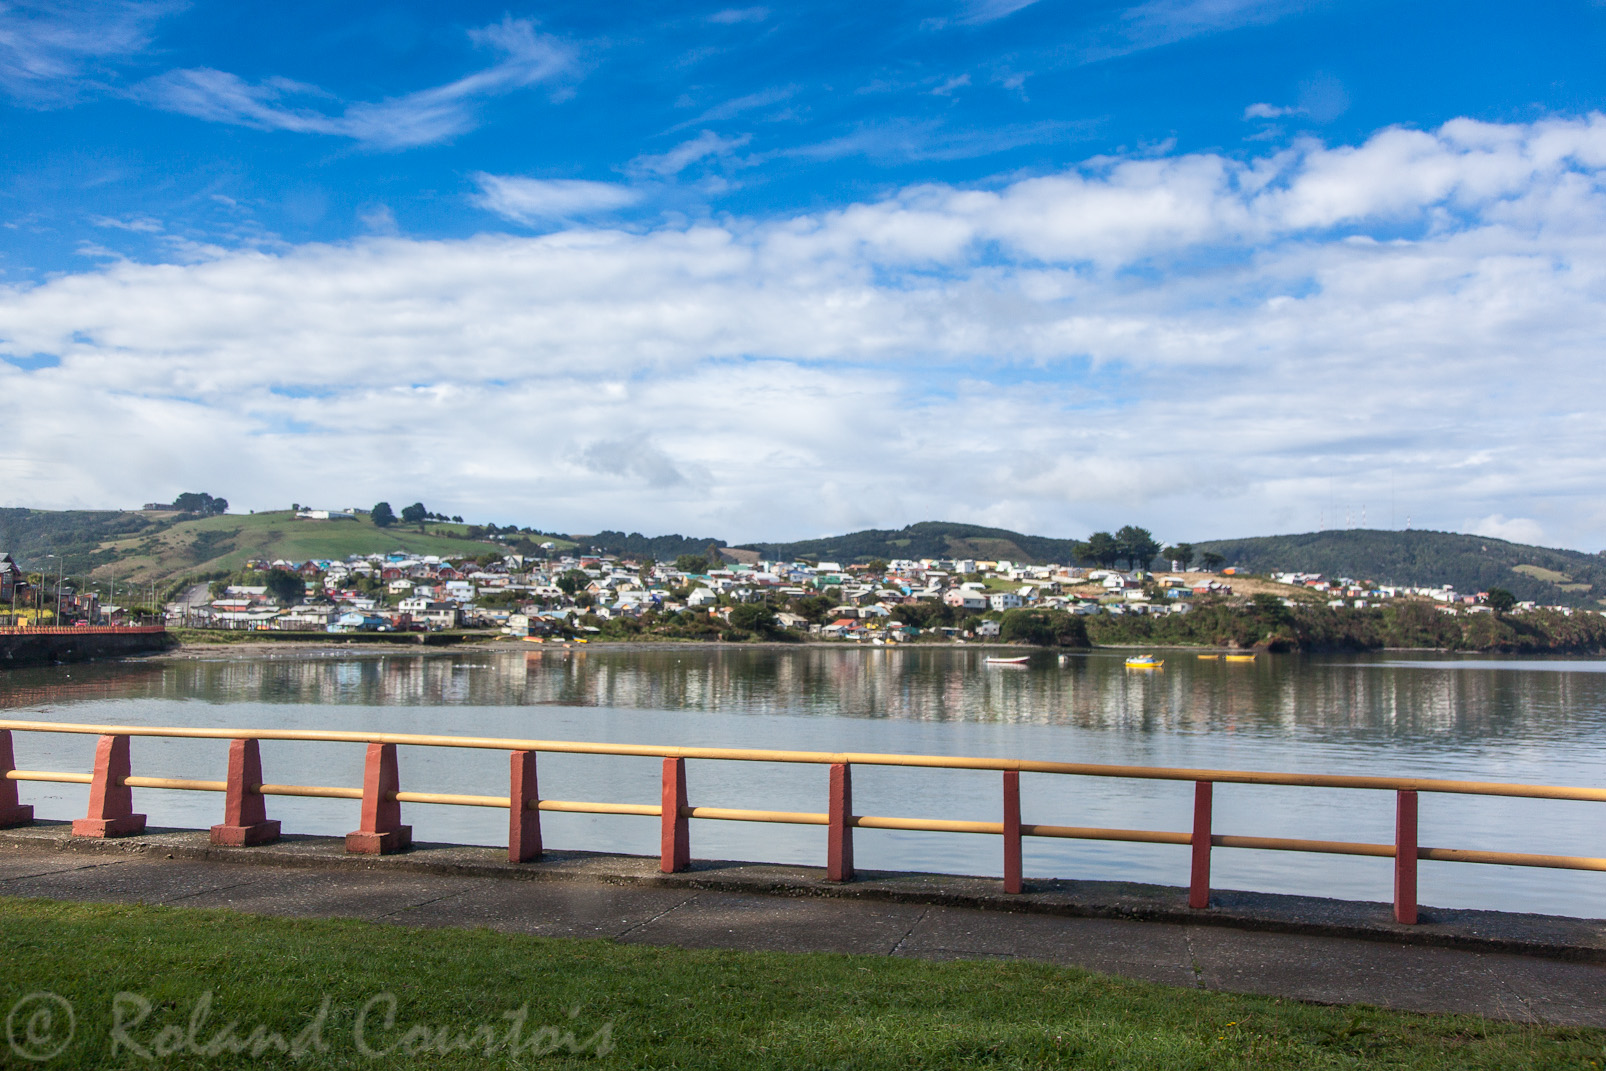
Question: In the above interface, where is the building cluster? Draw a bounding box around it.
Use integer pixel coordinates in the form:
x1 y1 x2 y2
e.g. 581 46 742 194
1268 572 1574 615
166 551 1248 639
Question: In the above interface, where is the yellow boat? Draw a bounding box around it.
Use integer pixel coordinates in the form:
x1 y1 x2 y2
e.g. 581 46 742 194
1224 653 1257 663
1197 653 1222 660
1124 654 1164 669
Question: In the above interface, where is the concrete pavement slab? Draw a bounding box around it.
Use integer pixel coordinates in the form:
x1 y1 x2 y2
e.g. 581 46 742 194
0 858 261 905
177 869 488 921
1187 926 1539 1021
0 854 103 881
1484 956 1606 1027
893 906 1200 988
389 880 700 939
620 891 926 954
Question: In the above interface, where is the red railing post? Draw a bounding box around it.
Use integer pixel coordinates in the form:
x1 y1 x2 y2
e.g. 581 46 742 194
509 750 542 863
210 738 280 846
660 757 689 873
827 761 854 882
1395 789 1419 924
345 742 411 854
1002 769 1022 894
72 734 146 838
0 729 34 828
1189 780 1213 909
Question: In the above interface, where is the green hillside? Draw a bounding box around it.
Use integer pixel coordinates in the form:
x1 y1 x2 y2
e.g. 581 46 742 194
1194 529 1606 607
738 521 1086 566
0 509 573 584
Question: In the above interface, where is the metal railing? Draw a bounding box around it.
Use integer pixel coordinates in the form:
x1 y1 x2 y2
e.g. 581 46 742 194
0 627 167 636
2 718 1603 923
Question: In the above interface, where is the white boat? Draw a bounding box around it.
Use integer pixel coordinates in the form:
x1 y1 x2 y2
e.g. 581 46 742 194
1124 654 1164 669
984 655 1031 665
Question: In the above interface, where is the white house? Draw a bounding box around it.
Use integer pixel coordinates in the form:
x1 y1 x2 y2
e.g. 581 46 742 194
988 592 1023 611
943 589 987 611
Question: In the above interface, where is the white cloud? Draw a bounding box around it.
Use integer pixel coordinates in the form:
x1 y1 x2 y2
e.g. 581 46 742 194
629 131 751 177
470 174 641 224
1471 515 1546 546
138 17 577 148
956 0 1041 25
3 115 1606 547
707 7 769 24
1244 102 1300 120
0 0 175 103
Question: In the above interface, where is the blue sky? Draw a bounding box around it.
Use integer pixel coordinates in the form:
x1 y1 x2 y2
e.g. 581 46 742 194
3 1 1606 549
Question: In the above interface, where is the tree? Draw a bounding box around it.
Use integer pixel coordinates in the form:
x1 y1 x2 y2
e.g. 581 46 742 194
1084 531 1119 568
1163 543 1195 570
263 568 306 606
172 492 227 515
998 608 1089 647
371 502 396 528
1485 587 1517 613
864 559 889 575
556 569 588 596
728 603 777 636
1115 525 1161 572
400 502 428 526
1200 551 1226 571
674 554 710 575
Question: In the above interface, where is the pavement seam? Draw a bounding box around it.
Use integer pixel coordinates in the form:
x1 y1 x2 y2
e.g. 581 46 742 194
1182 927 1205 989
0 861 123 884
1482 957 1547 1024
372 880 494 921
154 877 267 905
613 891 702 940
888 905 929 957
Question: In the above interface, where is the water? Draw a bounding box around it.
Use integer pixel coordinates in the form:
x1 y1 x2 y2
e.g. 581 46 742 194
3 646 1604 919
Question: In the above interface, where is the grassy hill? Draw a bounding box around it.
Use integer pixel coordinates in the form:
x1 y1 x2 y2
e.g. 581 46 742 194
737 521 1086 566
1195 529 1606 607
0 509 572 584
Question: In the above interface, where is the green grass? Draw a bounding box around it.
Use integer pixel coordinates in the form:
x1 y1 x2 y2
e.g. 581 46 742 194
1 898 1600 1069
94 511 552 583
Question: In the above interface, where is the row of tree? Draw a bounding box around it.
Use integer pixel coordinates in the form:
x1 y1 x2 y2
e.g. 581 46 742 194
1072 526 1224 572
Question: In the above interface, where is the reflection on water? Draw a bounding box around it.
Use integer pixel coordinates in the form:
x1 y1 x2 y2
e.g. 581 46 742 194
4 647 1606 918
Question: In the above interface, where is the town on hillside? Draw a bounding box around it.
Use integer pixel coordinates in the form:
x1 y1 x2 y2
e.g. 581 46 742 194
2 546 1574 642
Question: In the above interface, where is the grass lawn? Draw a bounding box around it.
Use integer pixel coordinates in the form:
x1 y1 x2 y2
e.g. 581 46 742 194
94 511 577 583
1 898 1600 1069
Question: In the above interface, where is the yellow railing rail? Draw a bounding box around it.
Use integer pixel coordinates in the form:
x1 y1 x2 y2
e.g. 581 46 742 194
0 718 1601 923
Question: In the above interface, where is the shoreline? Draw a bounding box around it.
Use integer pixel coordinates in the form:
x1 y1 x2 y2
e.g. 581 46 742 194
134 637 1532 663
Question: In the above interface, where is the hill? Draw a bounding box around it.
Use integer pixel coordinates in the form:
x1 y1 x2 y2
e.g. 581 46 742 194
737 521 1087 567
0 509 571 584
1194 529 1606 607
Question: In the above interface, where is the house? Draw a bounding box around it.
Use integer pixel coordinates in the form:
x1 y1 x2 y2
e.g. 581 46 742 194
943 589 987 611
0 553 22 604
988 592 1023 611
975 620 1001 637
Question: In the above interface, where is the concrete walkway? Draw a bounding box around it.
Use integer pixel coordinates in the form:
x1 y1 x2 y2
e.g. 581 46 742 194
2 824 1604 1028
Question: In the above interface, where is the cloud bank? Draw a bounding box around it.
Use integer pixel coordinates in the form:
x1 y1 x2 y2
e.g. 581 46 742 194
2 115 1604 547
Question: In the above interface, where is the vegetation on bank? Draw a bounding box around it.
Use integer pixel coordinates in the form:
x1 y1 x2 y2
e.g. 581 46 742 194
1087 596 1606 653
1 898 1598 1070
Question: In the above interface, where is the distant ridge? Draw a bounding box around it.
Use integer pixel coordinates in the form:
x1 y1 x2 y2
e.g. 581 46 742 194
1194 529 1606 607
736 521 1085 569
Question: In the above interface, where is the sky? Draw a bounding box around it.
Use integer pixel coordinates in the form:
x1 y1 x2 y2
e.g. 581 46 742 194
2 1 1605 551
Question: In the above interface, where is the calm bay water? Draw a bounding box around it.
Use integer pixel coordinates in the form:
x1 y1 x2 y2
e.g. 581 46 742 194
4 646 1605 918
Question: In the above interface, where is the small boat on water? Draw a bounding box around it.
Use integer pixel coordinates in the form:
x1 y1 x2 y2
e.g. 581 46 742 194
1124 654 1164 669
984 655 1031 665
1224 653 1257 663
1197 653 1222 660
